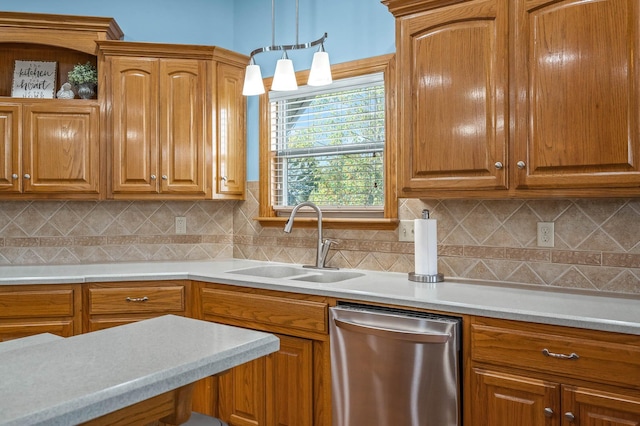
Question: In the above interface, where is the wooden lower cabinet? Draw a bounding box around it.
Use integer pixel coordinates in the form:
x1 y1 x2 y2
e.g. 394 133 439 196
194 282 332 426
217 334 313 426
82 280 191 332
0 284 81 341
469 316 640 425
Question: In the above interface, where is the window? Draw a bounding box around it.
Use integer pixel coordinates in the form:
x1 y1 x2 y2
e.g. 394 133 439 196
258 54 397 229
271 73 385 214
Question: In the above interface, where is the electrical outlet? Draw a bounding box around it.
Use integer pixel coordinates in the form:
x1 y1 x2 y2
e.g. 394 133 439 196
399 220 415 242
537 222 554 247
175 217 187 234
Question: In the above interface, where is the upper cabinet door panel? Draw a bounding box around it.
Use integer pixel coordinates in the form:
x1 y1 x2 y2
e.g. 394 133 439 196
514 0 640 188
215 63 246 198
398 0 509 192
23 103 100 194
159 59 207 195
0 104 20 193
110 57 159 194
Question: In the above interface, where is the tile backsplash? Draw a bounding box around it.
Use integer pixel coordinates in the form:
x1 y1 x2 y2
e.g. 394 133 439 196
1 183 639 294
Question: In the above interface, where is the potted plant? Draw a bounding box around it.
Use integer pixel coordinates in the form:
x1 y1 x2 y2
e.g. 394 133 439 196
68 62 98 99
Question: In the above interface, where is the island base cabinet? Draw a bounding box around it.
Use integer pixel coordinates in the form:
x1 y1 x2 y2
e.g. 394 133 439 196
216 334 313 426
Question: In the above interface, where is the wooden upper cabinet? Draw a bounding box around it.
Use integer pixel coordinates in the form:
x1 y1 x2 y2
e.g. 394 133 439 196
101 44 209 199
108 56 158 194
100 42 247 200
23 102 100 194
386 0 640 197
513 0 640 190
0 12 122 199
394 0 509 194
0 104 19 192
160 60 207 195
214 62 246 199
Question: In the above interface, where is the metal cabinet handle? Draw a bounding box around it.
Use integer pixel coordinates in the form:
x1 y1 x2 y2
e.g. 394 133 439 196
544 407 554 418
221 176 228 182
12 173 18 179
542 348 579 360
517 161 526 169
565 412 576 422
23 173 31 179
126 296 149 303
333 318 451 343
161 175 168 180
494 162 503 169
150 175 157 180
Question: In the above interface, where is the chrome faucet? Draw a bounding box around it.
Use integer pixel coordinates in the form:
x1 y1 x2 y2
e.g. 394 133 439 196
284 201 338 269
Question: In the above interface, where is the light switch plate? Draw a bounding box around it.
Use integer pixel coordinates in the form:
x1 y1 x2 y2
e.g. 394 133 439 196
399 220 415 242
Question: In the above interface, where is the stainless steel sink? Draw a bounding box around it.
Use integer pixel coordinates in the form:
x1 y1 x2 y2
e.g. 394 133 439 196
227 265 364 283
292 271 365 283
227 265 307 279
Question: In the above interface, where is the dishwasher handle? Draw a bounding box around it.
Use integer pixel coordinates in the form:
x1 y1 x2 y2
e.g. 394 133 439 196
334 318 451 343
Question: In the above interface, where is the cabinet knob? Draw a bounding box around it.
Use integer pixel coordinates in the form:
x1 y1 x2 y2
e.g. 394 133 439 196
221 176 228 183
517 161 526 169
150 174 157 180
161 175 168 180
494 162 503 169
544 407 554 418
23 173 31 180
11 173 18 180
564 412 576 422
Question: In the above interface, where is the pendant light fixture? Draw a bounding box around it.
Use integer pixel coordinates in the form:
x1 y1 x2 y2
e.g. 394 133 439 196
242 0 332 96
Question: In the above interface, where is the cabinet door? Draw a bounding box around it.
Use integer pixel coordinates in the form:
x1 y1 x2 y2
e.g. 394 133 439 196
160 58 208 196
396 0 508 194
266 335 313 426
218 334 314 426
0 104 19 192
214 62 246 199
513 0 640 189
472 368 560 426
22 103 100 194
218 353 267 426
562 385 640 426
109 56 159 194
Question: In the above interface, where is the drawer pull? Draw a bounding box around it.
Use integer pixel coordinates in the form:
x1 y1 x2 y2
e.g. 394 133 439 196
126 296 149 303
542 348 579 360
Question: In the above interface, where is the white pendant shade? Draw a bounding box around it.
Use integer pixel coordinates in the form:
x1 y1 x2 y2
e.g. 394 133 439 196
242 63 265 96
307 50 332 86
271 56 298 91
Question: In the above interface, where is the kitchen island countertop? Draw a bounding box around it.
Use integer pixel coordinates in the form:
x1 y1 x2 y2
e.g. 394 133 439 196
0 314 279 426
1 259 639 335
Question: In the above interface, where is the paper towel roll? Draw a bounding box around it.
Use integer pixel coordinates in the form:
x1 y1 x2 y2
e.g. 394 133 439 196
414 218 438 275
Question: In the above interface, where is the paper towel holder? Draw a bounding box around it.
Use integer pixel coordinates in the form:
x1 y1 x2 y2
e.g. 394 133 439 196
409 209 444 282
408 272 445 283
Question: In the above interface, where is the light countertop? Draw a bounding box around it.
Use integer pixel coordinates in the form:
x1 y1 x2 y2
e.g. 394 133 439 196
0 315 279 426
1 259 639 335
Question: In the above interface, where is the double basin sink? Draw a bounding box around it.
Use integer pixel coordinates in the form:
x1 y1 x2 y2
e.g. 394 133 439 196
227 265 364 284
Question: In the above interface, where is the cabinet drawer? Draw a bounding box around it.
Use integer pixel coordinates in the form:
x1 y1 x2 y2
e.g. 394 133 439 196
471 318 640 388
0 289 75 318
88 285 185 315
201 288 328 334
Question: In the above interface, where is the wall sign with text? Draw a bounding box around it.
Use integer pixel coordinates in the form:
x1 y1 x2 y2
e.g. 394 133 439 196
12 60 57 99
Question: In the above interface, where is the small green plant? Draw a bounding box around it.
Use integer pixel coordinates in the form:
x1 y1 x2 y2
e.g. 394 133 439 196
68 62 98 85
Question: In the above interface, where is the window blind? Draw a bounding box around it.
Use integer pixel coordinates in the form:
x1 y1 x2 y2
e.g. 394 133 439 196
269 73 385 214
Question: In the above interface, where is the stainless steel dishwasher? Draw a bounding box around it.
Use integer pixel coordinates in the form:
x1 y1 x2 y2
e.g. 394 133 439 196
330 303 461 426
